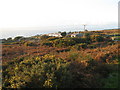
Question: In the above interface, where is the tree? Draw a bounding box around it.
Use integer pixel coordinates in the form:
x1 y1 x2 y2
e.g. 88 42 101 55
14 36 24 41
58 31 61 33
61 32 67 37
7 37 12 42
1 39 6 43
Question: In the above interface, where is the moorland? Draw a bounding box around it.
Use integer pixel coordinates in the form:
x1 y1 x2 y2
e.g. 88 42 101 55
1 29 119 88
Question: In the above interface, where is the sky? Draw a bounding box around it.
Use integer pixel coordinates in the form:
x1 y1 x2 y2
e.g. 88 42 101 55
0 0 119 38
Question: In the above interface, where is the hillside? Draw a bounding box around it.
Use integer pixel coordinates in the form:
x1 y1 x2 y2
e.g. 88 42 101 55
1 29 119 88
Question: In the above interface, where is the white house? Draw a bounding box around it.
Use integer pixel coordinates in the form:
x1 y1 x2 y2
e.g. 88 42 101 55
47 33 62 37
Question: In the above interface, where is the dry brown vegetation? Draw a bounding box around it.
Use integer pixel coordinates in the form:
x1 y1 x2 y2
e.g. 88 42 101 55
2 44 71 64
2 29 119 88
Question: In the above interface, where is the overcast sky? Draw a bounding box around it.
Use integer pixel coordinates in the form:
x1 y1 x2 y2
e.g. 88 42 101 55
0 0 119 38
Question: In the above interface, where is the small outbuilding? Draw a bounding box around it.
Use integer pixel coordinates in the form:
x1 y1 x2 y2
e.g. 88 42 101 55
71 33 84 37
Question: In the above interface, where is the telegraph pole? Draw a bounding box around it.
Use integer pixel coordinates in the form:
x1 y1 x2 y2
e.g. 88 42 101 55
83 24 86 31
83 24 87 31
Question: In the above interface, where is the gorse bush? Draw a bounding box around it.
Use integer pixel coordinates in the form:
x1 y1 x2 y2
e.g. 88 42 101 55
53 38 76 47
2 55 74 88
2 54 107 88
2 50 118 88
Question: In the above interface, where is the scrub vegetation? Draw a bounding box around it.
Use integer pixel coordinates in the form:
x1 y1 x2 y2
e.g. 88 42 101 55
1 29 119 88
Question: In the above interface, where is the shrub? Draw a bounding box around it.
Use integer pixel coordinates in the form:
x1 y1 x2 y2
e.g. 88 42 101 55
94 64 111 78
47 37 59 41
2 55 73 88
101 72 118 88
56 48 70 53
68 52 79 61
87 44 96 49
61 32 67 37
72 43 87 50
7 37 12 42
53 38 76 47
24 42 37 46
14 36 24 41
40 35 50 40
72 37 85 43
41 42 53 47
91 35 104 42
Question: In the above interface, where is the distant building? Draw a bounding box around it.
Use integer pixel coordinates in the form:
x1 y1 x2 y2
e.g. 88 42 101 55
71 33 84 37
111 37 120 41
47 33 62 37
